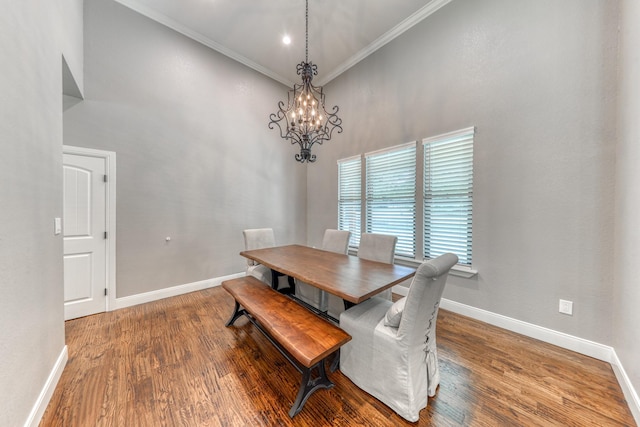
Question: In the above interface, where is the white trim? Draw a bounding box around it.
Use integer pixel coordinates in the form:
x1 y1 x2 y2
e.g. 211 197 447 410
422 126 476 145
112 272 244 311
24 346 68 427
114 0 451 87
448 265 478 278
63 146 117 314
395 256 478 278
317 0 453 85
440 298 640 424
387 290 640 423
610 351 640 425
439 298 614 361
365 141 416 158
113 0 294 87
337 154 361 165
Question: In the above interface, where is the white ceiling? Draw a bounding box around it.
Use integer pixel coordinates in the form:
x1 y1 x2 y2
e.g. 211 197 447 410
114 0 452 86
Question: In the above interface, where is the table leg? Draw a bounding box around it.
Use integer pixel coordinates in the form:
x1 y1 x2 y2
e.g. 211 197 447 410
271 269 295 295
270 269 279 291
329 350 340 372
287 275 296 294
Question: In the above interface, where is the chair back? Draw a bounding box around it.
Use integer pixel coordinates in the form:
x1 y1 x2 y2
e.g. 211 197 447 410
243 228 275 265
357 233 397 264
321 229 351 254
397 253 458 342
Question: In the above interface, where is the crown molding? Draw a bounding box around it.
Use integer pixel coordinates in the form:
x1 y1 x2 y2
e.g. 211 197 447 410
113 0 452 87
113 0 295 87
317 0 453 86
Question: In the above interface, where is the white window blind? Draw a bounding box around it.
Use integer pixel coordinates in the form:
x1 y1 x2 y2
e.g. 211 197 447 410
365 142 416 258
423 127 474 266
338 156 362 248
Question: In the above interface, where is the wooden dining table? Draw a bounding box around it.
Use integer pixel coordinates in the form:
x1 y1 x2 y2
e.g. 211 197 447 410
240 244 416 307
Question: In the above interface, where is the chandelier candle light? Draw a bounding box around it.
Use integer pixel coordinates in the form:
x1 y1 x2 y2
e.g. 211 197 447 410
268 0 342 163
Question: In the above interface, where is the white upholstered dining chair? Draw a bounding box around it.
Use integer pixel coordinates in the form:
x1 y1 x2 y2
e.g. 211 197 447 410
242 228 278 287
320 229 351 254
243 228 294 291
327 233 397 318
339 253 458 422
295 229 351 311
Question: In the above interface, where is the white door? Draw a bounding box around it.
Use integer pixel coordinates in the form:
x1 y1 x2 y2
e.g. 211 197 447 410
63 153 107 320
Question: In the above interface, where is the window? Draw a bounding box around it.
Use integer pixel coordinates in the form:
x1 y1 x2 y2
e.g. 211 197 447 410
423 127 474 266
365 143 416 258
337 127 474 269
337 156 361 248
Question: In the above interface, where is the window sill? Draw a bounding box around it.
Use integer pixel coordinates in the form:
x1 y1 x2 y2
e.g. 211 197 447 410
346 249 477 278
394 256 478 278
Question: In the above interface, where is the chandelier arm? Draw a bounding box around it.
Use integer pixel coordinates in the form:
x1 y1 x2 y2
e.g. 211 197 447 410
269 114 306 146
325 105 342 124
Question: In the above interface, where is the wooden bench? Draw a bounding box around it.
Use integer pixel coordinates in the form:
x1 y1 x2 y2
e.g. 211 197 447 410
222 276 351 417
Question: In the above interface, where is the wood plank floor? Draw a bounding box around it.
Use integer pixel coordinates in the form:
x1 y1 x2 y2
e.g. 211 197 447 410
40 286 636 426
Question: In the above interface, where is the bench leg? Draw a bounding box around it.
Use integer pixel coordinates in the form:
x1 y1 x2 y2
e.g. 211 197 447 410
225 300 246 327
289 359 334 418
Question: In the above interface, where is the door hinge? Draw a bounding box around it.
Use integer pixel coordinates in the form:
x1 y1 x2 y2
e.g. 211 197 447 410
103 174 108 183
104 288 108 296
104 231 108 239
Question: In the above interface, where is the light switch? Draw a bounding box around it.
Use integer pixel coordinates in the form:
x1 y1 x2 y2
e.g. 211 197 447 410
54 217 62 235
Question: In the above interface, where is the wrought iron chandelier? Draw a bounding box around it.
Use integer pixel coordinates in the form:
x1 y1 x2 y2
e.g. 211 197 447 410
268 0 342 163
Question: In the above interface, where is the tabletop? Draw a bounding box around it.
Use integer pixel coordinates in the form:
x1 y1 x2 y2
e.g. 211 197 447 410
240 244 416 304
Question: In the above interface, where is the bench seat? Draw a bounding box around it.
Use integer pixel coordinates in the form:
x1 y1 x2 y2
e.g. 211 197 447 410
222 276 351 417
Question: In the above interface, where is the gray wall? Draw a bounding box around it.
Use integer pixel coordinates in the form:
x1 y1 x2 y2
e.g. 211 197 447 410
2 0 637 422
614 0 640 408
0 0 83 425
64 0 307 297
308 0 618 344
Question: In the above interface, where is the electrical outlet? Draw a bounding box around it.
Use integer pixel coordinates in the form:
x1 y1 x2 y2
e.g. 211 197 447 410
559 299 573 315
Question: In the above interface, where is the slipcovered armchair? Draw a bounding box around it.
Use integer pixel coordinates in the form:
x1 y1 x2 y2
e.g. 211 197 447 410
295 229 351 311
339 253 458 422
327 233 397 318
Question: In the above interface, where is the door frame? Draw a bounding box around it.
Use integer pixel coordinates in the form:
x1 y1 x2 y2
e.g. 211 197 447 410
63 145 116 312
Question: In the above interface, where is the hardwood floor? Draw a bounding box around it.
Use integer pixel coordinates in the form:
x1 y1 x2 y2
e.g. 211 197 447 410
40 287 635 426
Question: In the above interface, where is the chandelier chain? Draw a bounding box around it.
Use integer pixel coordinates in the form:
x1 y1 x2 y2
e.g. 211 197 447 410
305 0 309 63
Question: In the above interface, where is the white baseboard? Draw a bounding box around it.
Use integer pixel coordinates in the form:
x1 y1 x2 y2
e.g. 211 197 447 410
610 350 640 424
439 298 614 362
112 272 244 311
392 285 639 424
392 284 614 360
25 345 68 427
